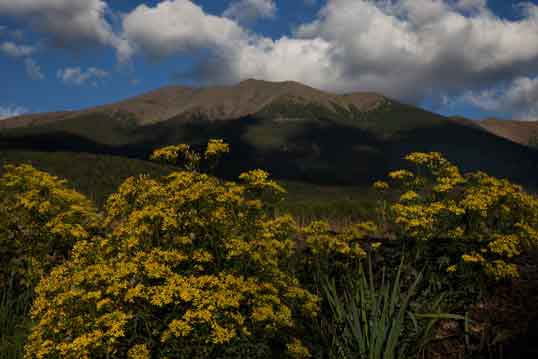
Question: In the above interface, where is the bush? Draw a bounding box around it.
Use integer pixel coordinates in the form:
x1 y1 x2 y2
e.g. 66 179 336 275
25 142 318 359
0 164 99 293
376 152 538 286
0 164 99 359
300 220 378 282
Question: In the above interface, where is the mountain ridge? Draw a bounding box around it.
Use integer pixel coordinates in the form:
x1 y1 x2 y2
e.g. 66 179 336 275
1 79 537 190
2 79 387 128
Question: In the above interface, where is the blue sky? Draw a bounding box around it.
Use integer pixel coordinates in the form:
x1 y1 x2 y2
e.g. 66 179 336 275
1 0 538 120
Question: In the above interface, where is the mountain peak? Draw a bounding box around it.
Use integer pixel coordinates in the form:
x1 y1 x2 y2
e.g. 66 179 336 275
96 80 388 125
3 80 388 127
238 78 308 88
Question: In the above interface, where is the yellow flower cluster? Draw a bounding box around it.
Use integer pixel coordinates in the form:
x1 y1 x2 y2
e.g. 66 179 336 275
301 221 376 274
150 143 201 171
0 164 98 291
462 253 485 263
388 169 415 182
128 344 151 359
205 139 230 159
239 169 286 201
150 139 231 173
25 142 318 359
385 152 538 281
372 180 389 191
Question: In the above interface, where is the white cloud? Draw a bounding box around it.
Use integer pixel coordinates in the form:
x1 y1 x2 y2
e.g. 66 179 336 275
227 36 336 88
0 0 131 61
0 105 27 119
122 0 335 87
57 66 109 85
25 58 44 80
223 0 277 23
123 0 244 59
290 0 538 99
463 76 538 120
0 41 35 57
119 0 538 114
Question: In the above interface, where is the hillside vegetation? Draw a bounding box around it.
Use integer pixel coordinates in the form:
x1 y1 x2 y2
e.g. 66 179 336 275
1 141 538 358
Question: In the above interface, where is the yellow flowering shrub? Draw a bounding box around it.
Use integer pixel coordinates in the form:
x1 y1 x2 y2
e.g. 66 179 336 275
25 142 318 359
384 152 538 281
301 221 376 276
150 139 230 173
0 164 99 291
150 144 201 170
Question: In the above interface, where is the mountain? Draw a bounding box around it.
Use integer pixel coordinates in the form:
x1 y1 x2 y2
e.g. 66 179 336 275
1 79 385 128
479 118 538 147
1 79 537 189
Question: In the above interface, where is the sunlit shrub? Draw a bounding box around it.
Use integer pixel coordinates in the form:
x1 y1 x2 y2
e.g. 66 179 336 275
25 141 318 359
381 152 538 282
0 164 99 292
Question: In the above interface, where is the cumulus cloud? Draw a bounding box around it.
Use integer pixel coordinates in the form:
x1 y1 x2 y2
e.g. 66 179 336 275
122 0 335 87
292 0 538 100
463 77 538 120
0 0 131 61
57 66 109 86
123 0 245 59
223 0 277 23
0 41 35 57
25 58 44 80
0 105 27 119
118 0 538 114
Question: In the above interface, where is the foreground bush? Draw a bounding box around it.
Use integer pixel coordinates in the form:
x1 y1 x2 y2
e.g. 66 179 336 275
5 144 537 358
0 164 99 358
0 164 99 292
376 152 538 285
25 143 318 359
